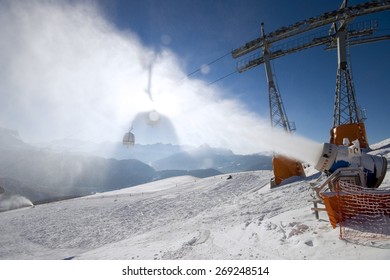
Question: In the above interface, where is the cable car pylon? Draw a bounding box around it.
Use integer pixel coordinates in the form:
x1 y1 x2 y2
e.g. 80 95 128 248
260 23 305 187
232 1 390 186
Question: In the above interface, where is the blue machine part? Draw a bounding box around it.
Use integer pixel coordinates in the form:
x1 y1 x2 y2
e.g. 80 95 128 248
315 143 388 188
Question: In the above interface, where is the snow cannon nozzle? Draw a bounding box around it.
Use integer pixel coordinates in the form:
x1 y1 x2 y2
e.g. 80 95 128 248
314 142 387 189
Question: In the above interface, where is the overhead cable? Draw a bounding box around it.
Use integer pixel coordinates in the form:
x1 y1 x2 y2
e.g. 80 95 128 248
187 51 231 77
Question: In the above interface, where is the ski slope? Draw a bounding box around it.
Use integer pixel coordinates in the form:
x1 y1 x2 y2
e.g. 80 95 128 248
0 141 389 260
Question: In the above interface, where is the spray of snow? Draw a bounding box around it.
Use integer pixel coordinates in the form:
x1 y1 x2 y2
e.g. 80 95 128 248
258 127 324 165
0 0 326 156
0 195 34 212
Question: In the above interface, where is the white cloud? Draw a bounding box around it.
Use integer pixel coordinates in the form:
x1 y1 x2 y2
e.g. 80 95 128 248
0 0 321 155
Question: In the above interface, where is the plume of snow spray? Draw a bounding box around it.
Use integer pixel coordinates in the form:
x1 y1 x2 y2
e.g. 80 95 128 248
257 126 324 165
0 0 326 159
0 195 34 212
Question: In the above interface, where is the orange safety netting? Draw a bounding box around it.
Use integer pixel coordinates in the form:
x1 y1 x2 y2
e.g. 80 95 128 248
321 181 390 240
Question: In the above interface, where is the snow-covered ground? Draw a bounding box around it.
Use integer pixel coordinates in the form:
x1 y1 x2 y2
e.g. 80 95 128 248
0 140 389 260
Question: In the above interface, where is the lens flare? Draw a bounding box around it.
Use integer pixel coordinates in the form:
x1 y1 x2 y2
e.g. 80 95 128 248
148 110 161 124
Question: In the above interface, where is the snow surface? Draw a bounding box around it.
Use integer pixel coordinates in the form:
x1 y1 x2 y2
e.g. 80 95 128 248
0 141 389 260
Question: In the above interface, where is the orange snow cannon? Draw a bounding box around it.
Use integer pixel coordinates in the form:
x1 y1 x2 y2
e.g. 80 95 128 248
271 154 305 188
330 122 368 149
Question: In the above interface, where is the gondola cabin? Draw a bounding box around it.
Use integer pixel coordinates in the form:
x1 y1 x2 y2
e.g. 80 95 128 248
122 131 135 147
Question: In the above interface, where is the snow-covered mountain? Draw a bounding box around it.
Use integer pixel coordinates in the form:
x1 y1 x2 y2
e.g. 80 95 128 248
151 144 272 173
39 139 273 172
39 139 184 162
0 138 389 260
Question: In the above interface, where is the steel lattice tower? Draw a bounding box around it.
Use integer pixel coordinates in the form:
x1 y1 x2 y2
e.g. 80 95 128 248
268 80 292 132
333 60 361 127
261 24 295 133
332 14 363 128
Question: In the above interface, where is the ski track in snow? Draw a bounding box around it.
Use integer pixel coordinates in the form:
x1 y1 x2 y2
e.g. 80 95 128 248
1 140 390 260
0 172 274 259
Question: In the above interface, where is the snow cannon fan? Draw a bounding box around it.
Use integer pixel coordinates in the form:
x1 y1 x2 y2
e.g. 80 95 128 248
314 141 387 188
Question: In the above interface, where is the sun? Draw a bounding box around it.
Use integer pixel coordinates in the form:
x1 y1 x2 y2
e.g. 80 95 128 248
147 109 161 125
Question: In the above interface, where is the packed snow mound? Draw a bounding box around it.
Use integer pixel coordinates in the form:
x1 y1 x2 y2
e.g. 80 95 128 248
0 139 389 260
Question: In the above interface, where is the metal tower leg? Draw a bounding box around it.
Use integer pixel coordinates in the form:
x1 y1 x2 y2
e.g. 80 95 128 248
333 62 360 127
331 28 368 148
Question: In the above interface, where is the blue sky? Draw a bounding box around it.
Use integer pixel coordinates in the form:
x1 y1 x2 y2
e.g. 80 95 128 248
100 0 390 144
0 0 389 154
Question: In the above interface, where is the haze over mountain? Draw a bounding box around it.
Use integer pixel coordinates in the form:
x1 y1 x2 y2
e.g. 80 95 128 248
0 127 156 205
0 127 272 209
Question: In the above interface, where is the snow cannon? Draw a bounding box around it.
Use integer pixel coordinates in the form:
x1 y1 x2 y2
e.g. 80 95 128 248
314 141 387 188
271 155 305 188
